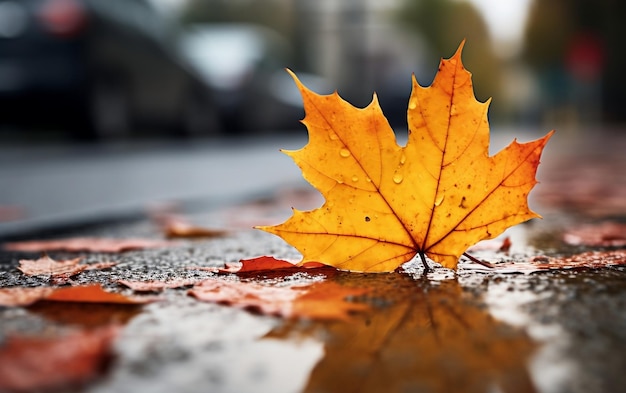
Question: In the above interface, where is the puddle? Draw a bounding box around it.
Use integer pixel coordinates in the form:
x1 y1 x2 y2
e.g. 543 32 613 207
268 272 537 393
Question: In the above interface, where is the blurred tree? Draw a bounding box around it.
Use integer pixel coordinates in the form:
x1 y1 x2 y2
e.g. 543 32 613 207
523 0 626 124
180 0 296 48
396 0 502 106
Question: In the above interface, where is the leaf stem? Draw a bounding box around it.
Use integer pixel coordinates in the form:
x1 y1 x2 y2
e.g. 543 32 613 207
462 252 494 268
418 252 431 273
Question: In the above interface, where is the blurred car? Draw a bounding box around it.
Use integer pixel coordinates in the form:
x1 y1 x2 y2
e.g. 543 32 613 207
180 23 330 133
0 0 219 139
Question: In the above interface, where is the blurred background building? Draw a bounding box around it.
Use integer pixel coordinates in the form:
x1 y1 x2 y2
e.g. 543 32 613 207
1 0 625 140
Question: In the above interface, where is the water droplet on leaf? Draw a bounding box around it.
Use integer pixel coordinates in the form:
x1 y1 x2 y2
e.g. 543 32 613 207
393 173 403 184
340 149 351 158
351 175 358 182
434 195 445 206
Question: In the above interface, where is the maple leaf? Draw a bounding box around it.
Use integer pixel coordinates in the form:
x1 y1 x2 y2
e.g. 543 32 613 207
258 42 553 272
17 255 117 284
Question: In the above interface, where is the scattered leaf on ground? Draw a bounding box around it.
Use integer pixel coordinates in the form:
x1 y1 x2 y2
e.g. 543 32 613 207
157 215 229 239
189 279 369 320
464 250 626 273
563 222 626 247
117 278 204 292
258 42 553 272
46 284 158 304
17 255 116 284
0 284 157 307
222 256 330 274
3 237 176 253
534 145 626 217
0 287 56 307
0 326 119 392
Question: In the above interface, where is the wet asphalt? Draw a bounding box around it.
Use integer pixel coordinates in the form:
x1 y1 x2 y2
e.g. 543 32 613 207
1 131 625 393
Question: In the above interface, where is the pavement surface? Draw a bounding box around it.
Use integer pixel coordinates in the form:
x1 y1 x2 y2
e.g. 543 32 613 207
1 130 625 393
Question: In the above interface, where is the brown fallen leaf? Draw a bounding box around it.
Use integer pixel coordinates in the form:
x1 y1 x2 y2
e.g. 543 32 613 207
563 222 626 247
3 237 176 253
189 279 369 321
160 215 229 239
117 278 204 292
0 325 120 392
17 255 117 284
464 250 626 273
0 284 157 307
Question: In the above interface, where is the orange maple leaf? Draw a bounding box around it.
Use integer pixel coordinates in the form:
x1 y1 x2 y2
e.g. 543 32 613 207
258 42 553 272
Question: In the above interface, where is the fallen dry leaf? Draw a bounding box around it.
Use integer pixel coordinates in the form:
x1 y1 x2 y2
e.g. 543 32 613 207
258 42 553 272
3 237 176 253
164 222 227 238
221 256 330 274
17 255 117 284
0 326 119 392
0 284 156 307
117 278 204 292
46 284 157 304
464 250 626 273
189 279 369 321
562 222 626 247
0 287 56 307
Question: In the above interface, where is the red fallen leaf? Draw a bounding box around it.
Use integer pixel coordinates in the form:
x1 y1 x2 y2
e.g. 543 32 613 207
117 278 204 292
189 279 369 320
0 325 119 392
0 284 157 307
0 287 56 307
563 222 626 247
498 237 512 253
3 237 176 253
46 284 157 304
464 250 626 273
17 255 117 284
221 256 331 274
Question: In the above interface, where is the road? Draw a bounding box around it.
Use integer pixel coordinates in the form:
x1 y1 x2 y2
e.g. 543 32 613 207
0 135 308 236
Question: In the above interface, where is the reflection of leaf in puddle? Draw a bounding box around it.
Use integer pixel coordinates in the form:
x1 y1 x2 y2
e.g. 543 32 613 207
27 302 143 329
270 274 536 393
